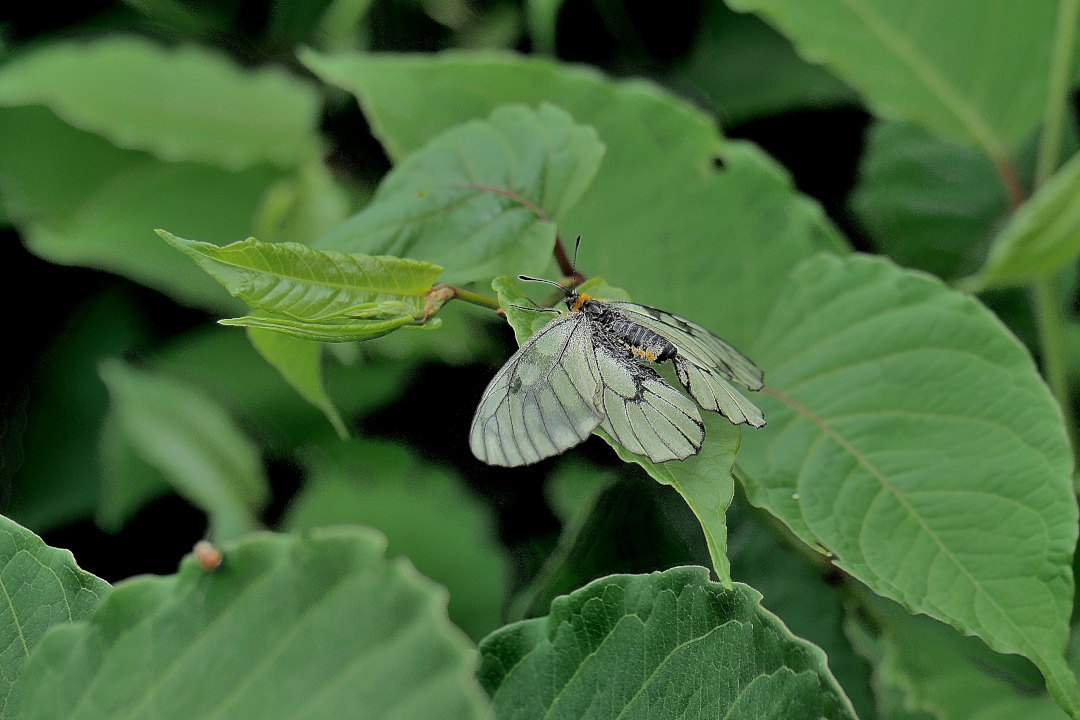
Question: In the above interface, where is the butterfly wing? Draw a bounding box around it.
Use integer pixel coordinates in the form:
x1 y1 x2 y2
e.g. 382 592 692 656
470 313 605 466
593 337 705 462
606 301 766 428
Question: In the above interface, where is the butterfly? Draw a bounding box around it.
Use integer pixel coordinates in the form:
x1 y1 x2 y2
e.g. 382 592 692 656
469 265 765 467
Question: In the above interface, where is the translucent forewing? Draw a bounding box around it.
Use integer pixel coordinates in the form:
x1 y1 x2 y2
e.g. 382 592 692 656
469 313 605 466
592 338 705 462
605 301 766 428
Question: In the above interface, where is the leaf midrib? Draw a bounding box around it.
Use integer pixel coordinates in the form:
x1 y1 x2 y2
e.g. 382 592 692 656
839 0 1008 159
766 386 1059 675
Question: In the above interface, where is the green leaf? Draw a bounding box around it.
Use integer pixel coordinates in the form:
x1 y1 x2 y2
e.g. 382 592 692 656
153 326 411 448
245 329 347 438
0 106 293 312
6 290 151 533
523 0 568 54
7 528 492 720
30 162 283 312
158 231 443 342
119 0 230 36
676 3 855 125
724 0 1056 157
850 120 1009 280
737 253 1079 715
0 36 322 170
297 50 845 352
851 595 1069 720
98 359 268 541
250 155 356 246
315 103 605 285
478 567 857 719
284 440 508 641
726 501 876 718
492 276 741 585
0 106 143 223
0 515 110 716
96 413 172 533
219 309 435 342
970 151 1080 289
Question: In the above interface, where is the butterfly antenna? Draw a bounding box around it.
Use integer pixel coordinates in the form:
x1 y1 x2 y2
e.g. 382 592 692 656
568 235 585 290
518 274 572 296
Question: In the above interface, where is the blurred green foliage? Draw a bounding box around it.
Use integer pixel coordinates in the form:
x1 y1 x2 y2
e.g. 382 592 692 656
2 1 1080 718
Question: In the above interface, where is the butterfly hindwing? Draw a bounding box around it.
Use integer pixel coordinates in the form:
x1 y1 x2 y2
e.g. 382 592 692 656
604 301 766 428
469 313 604 467
593 338 705 462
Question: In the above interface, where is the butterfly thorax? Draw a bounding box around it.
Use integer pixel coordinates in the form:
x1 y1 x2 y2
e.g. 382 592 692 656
568 293 677 364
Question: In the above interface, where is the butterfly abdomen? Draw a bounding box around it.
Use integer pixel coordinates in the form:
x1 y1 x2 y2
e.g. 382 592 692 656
606 316 677 363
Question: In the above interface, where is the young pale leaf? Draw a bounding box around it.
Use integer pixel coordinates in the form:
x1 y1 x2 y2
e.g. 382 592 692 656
0 36 321 170
478 567 857 720
850 120 1008 280
158 231 443 342
492 276 740 585
738 253 1079 716
99 359 267 541
284 439 508 641
7 528 493 720
297 50 846 353
315 103 605 285
0 515 110 716
970 152 1080 289
245 328 347 438
724 0 1055 158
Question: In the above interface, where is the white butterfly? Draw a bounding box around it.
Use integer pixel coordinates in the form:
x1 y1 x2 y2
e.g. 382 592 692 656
470 274 765 467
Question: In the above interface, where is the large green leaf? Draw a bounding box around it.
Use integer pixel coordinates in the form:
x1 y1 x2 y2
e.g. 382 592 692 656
30 162 280 311
970 151 1080 289
0 106 143 223
159 231 444 342
0 36 321 170
6 528 492 720
478 567 857 719
737 253 1078 715
315 103 605 285
99 359 267 541
849 595 1069 720
284 439 507 641
6 290 151 533
676 2 855 125
0 515 110 716
726 501 876 718
298 50 846 352
492 276 744 584
850 120 1008 280
724 0 1056 158
245 329 347 438
0 106 279 312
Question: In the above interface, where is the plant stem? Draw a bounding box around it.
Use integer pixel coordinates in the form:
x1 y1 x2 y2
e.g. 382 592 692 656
1035 0 1080 189
1029 0 1080 442
1033 275 1075 439
449 286 501 310
423 284 501 320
